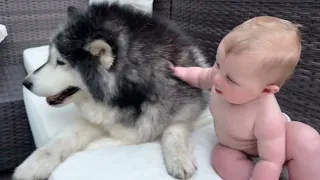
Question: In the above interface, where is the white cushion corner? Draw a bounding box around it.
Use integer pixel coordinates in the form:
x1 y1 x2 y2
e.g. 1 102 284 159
23 45 50 74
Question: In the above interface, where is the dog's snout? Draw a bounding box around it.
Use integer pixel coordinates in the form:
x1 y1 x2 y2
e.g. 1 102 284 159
23 80 33 90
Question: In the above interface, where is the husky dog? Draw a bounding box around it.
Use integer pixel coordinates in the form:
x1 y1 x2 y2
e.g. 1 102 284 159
14 2 210 180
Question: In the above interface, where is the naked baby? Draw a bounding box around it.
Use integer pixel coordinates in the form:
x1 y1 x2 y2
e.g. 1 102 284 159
171 16 320 180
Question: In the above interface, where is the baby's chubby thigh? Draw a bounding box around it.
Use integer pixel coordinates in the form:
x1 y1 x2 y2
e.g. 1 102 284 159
285 120 320 179
286 121 319 159
211 143 254 180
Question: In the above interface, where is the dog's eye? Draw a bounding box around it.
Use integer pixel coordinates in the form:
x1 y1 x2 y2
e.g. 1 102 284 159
57 60 66 65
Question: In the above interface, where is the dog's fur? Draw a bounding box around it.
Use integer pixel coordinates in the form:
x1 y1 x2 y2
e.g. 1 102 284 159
14 2 210 180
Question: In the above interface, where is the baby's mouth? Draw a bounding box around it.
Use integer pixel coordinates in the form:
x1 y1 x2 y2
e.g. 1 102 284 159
215 88 222 94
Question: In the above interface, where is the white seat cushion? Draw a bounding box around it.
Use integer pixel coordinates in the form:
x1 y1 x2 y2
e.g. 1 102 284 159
51 125 222 180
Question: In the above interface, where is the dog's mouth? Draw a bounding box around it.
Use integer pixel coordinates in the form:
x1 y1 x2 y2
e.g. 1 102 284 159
46 87 80 105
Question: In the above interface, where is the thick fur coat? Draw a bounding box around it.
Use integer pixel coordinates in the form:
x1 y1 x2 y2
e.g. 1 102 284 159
14 2 210 180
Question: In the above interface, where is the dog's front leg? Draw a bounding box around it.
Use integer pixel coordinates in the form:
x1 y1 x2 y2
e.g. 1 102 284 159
13 120 105 180
161 123 197 180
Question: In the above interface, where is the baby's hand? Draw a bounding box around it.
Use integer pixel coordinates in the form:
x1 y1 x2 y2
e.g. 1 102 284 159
169 62 213 89
169 63 189 81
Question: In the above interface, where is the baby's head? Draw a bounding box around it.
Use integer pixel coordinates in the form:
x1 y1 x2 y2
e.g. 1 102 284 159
213 16 302 104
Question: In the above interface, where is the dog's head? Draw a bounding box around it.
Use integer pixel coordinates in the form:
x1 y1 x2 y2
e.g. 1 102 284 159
23 5 119 106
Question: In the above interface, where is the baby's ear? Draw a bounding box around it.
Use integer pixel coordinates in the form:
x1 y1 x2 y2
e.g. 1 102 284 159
85 39 114 69
261 85 280 96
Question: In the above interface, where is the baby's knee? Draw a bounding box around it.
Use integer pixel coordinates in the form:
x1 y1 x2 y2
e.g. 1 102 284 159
211 144 230 170
211 144 223 168
211 144 247 168
211 144 254 180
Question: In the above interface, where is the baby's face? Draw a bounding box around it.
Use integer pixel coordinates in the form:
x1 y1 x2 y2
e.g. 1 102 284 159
212 45 267 104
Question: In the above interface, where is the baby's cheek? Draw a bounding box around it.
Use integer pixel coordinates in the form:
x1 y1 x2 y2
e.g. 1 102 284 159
208 95 216 114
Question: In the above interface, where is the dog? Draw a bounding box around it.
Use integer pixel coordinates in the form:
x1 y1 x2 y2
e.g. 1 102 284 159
14 2 210 180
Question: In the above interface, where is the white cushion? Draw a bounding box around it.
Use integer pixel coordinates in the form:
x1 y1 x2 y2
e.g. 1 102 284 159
0 24 7 43
89 0 154 13
51 125 221 180
23 45 49 75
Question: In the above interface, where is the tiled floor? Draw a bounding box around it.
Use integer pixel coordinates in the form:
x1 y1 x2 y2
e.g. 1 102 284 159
0 171 12 180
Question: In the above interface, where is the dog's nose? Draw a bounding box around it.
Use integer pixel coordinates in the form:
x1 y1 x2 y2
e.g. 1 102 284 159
23 80 33 90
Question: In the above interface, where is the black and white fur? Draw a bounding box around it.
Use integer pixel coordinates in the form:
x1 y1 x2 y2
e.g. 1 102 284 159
14 2 210 180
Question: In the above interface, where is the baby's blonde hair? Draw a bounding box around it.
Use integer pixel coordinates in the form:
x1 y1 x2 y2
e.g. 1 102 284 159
221 16 302 87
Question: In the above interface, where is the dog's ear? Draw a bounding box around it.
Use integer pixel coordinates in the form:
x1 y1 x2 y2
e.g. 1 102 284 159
67 6 79 20
85 40 114 69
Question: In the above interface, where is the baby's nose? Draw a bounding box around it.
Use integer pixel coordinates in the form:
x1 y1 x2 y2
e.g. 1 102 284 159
213 72 222 85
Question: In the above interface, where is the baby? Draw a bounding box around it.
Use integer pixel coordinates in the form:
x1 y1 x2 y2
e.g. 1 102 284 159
171 16 320 180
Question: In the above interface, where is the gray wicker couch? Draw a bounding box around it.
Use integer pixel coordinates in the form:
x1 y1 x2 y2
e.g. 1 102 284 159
0 0 319 172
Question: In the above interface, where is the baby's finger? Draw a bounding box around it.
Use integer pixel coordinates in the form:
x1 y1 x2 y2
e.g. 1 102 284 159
168 62 175 70
172 66 188 79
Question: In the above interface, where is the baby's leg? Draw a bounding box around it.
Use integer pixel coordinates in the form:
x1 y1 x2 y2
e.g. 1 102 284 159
211 143 254 180
286 121 320 180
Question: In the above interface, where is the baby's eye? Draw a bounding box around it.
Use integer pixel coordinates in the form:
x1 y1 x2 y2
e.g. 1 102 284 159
227 77 234 83
216 63 220 68
226 76 237 84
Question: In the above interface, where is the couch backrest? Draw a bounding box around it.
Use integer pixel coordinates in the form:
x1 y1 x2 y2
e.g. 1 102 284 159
154 0 320 131
0 0 88 66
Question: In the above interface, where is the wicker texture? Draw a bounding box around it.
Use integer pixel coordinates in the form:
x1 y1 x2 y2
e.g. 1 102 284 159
154 0 320 132
0 101 34 172
0 0 87 171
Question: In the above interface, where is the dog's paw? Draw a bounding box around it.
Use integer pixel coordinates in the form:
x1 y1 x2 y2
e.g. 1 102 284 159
13 149 61 180
164 150 197 179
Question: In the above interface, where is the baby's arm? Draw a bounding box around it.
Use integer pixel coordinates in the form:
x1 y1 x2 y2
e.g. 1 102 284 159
251 114 286 180
172 66 213 89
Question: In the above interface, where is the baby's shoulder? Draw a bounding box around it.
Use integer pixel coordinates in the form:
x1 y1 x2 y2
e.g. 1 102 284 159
254 97 287 135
